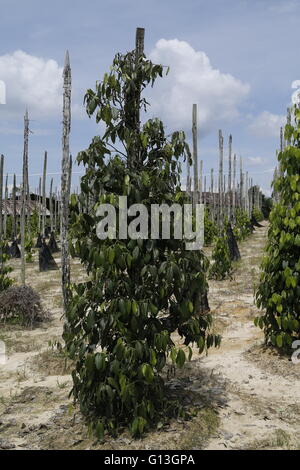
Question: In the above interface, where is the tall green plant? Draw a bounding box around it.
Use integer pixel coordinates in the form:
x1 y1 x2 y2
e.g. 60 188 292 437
233 208 252 241
63 47 220 438
0 252 13 292
209 231 232 280
255 106 300 351
204 209 218 246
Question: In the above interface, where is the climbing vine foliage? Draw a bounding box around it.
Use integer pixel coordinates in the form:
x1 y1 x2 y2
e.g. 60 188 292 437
255 106 300 351
63 48 220 438
209 231 232 280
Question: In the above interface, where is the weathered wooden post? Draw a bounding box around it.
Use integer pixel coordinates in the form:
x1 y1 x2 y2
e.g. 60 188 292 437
186 157 191 196
0 155 4 266
233 154 236 222
199 160 203 204
68 154 73 197
287 108 291 146
218 130 224 227
21 109 29 285
38 177 42 234
61 50 72 313
192 104 199 205
13 174 17 240
240 157 243 210
210 169 214 221
49 178 53 233
42 151 47 237
135 28 144 159
228 135 232 221
3 174 8 240
245 171 249 216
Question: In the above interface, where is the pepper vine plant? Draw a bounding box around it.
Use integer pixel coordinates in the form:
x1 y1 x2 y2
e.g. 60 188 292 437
255 105 300 351
63 46 221 439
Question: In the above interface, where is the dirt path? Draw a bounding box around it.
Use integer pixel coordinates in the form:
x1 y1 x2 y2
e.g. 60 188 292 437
0 224 299 450
202 222 300 450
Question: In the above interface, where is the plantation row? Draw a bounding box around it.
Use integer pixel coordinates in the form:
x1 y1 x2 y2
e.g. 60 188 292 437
0 27 298 442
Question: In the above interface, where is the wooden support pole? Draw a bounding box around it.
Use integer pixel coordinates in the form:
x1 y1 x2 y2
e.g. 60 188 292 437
50 178 53 233
13 174 17 240
192 104 199 202
233 154 236 222
240 157 243 210
38 177 42 234
218 130 224 227
199 160 203 204
3 173 8 240
61 50 72 313
0 155 3 265
228 135 232 221
21 109 29 286
42 151 47 237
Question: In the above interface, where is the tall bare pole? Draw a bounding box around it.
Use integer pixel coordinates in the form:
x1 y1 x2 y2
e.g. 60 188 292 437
42 151 47 237
210 169 214 221
68 154 73 197
240 157 243 210
38 177 42 234
61 50 72 312
192 104 199 201
233 154 236 223
3 174 8 240
13 174 17 240
49 178 53 233
218 130 224 226
0 155 4 266
21 110 29 285
199 160 203 204
228 135 232 221
135 27 144 166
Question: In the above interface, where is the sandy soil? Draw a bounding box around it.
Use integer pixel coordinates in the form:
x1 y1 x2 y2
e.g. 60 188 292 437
0 223 299 450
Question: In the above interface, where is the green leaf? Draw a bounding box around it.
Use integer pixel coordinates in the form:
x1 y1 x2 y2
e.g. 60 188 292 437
176 349 186 368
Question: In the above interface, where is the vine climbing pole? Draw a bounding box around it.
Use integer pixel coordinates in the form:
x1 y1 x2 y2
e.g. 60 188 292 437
21 109 29 286
61 50 72 313
192 103 199 206
0 155 3 268
3 174 8 240
42 151 47 237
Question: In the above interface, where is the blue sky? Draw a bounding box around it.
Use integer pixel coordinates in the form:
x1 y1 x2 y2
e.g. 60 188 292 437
0 0 299 196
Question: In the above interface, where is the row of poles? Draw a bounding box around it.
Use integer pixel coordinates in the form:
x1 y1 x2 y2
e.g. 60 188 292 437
186 103 263 227
0 51 72 311
0 154 63 241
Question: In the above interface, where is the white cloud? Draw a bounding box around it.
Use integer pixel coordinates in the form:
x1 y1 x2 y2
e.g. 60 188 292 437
248 111 286 138
148 39 250 132
247 156 265 165
0 50 63 118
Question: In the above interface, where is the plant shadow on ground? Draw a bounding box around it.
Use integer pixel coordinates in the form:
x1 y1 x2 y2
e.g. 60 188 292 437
0 360 227 450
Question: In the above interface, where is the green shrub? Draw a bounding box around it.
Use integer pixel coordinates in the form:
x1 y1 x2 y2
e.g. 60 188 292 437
0 252 13 292
252 207 264 222
255 106 300 352
63 46 220 439
209 232 232 280
204 209 218 246
233 209 252 241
